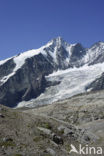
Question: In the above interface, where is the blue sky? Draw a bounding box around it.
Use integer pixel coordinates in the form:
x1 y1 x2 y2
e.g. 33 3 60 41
0 0 104 60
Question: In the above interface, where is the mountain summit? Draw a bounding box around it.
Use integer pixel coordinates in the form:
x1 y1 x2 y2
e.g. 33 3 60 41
0 37 104 107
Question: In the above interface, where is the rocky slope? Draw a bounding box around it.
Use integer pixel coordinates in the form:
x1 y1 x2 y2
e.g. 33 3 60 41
86 72 104 91
0 90 104 156
0 37 104 107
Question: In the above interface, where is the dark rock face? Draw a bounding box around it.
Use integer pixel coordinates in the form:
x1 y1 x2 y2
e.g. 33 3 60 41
56 46 70 69
0 59 15 80
89 54 104 65
0 54 54 107
71 43 85 60
70 43 86 67
86 73 104 91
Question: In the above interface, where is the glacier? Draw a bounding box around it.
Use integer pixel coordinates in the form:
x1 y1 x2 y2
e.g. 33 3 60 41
17 63 104 108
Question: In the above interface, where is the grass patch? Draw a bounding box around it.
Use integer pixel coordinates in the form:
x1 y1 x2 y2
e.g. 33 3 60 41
12 154 23 156
43 123 52 130
0 140 16 148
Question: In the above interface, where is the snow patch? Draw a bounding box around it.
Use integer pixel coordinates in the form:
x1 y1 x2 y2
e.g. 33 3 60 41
0 57 13 66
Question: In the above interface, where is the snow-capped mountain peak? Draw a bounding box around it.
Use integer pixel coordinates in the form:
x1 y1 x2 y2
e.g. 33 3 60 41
83 41 104 65
0 37 79 70
49 36 66 47
0 37 104 107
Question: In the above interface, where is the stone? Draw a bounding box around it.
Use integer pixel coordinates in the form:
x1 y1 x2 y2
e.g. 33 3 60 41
52 134 63 145
0 113 5 118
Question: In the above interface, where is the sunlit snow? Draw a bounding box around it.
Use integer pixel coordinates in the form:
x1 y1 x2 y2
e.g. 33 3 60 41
0 57 13 66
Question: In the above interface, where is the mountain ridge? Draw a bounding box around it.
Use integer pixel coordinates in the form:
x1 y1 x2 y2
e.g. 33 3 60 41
0 37 104 107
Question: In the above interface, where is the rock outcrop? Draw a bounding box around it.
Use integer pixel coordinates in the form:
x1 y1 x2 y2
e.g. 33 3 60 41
86 73 104 91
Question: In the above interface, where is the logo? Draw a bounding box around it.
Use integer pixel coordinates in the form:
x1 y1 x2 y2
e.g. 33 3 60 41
69 144 102 155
